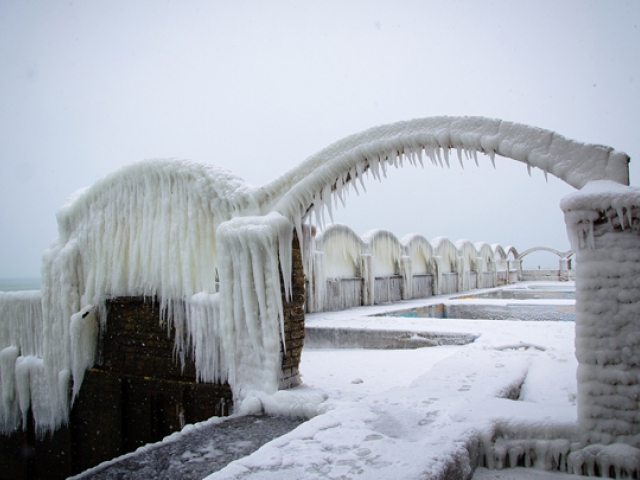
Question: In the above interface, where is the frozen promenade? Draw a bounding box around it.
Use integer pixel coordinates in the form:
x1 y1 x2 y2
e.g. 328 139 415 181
70 415 304 480
74 282 578 480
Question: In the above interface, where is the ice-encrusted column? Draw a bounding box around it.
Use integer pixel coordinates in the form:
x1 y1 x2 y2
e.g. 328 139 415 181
507 258 521 284
562 181 640 446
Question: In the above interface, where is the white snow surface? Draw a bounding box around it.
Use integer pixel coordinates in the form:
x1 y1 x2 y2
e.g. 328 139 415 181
204 283 580 479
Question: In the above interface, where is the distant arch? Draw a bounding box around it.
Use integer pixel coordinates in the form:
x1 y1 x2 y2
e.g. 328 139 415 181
505 245 520 260
518 246 574 260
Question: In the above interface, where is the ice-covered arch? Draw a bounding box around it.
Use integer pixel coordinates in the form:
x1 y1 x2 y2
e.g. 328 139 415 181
456 239 480 290
255 116 629 235
431 237 459 295
475 242 496 289
518 246 574 260
401 234 435 276
315 224 366 279
362 230 402 277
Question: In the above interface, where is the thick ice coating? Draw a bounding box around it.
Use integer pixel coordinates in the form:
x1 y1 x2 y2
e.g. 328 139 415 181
0 115 630 436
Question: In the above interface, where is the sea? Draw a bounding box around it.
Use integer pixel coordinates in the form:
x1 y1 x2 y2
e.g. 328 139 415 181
0 277 41 292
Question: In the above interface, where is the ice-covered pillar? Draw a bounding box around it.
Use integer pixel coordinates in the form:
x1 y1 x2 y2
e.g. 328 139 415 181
360 254 374 306
507 259 521 283
562 181 640 445
558 257 572 282
308 252 325 313
457 256 466 292
400 256 413 300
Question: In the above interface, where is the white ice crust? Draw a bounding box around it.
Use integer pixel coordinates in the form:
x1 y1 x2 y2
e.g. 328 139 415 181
0 116 630 436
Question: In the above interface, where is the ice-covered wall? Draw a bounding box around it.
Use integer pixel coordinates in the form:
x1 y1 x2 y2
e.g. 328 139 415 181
456 239 479 291
562 181 640 446
362 230 402 277
315 224 365 278
0 160 295 434
0 116 628 437
401 234 435 275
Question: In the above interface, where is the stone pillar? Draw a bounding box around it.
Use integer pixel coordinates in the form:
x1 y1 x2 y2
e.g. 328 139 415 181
562 182 640 446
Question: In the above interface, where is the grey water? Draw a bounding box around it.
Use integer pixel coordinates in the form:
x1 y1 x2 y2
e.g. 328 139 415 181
0 277 41 291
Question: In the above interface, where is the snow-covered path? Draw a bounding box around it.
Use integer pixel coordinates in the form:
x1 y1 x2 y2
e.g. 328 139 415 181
205 284 578 479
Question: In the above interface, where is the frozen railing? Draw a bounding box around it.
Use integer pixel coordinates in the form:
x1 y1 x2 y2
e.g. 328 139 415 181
307 224 573 313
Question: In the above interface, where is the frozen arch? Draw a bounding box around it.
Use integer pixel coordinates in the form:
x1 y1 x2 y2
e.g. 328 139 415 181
257 116 629 231
518 246 574 260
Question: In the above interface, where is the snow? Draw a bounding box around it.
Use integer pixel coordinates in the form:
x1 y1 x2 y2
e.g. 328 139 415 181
201 283 581 479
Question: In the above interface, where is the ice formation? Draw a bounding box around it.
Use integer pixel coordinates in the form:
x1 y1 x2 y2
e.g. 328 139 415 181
562 180 640 448
362 230 402 277
314 224 365 278
401 234 435 276
0 116 631 437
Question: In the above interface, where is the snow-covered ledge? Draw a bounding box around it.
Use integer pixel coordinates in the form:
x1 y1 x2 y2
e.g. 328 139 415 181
562 180 640 447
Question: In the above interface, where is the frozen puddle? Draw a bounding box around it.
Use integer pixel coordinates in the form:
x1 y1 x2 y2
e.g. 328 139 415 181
71 415 304 480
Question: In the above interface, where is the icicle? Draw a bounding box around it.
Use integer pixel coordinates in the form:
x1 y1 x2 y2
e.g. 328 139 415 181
488 150 496 168
472 149 479 166
424 146 437 166
527 163 532 176
370 155 381 181
443 148 450 168
435 148 444 167
349 167 360 196
456 147 464 169
358 170 367 193
616 206 625 230
416 147 424 168
70 305 98 401
543 166 548 182
334 176 346 209
322 184 334 224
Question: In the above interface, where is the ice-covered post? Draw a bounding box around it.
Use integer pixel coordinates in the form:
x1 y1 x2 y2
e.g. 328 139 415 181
562 181 640 445
360 254 374 306
559 257 572 282
507 258 521 284
400 255 412 300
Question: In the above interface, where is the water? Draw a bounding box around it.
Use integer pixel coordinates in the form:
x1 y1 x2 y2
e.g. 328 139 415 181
0 277 41 291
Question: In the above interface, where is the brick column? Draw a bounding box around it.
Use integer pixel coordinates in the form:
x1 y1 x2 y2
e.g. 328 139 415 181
279 232 306 389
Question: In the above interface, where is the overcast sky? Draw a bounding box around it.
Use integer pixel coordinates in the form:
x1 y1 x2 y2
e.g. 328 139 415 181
1 0 638 277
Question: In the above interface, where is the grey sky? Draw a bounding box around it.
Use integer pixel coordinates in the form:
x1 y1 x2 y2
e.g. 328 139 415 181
0 0 638 277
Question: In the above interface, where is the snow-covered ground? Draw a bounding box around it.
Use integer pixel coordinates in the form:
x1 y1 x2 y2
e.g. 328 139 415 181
204 282 578 479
